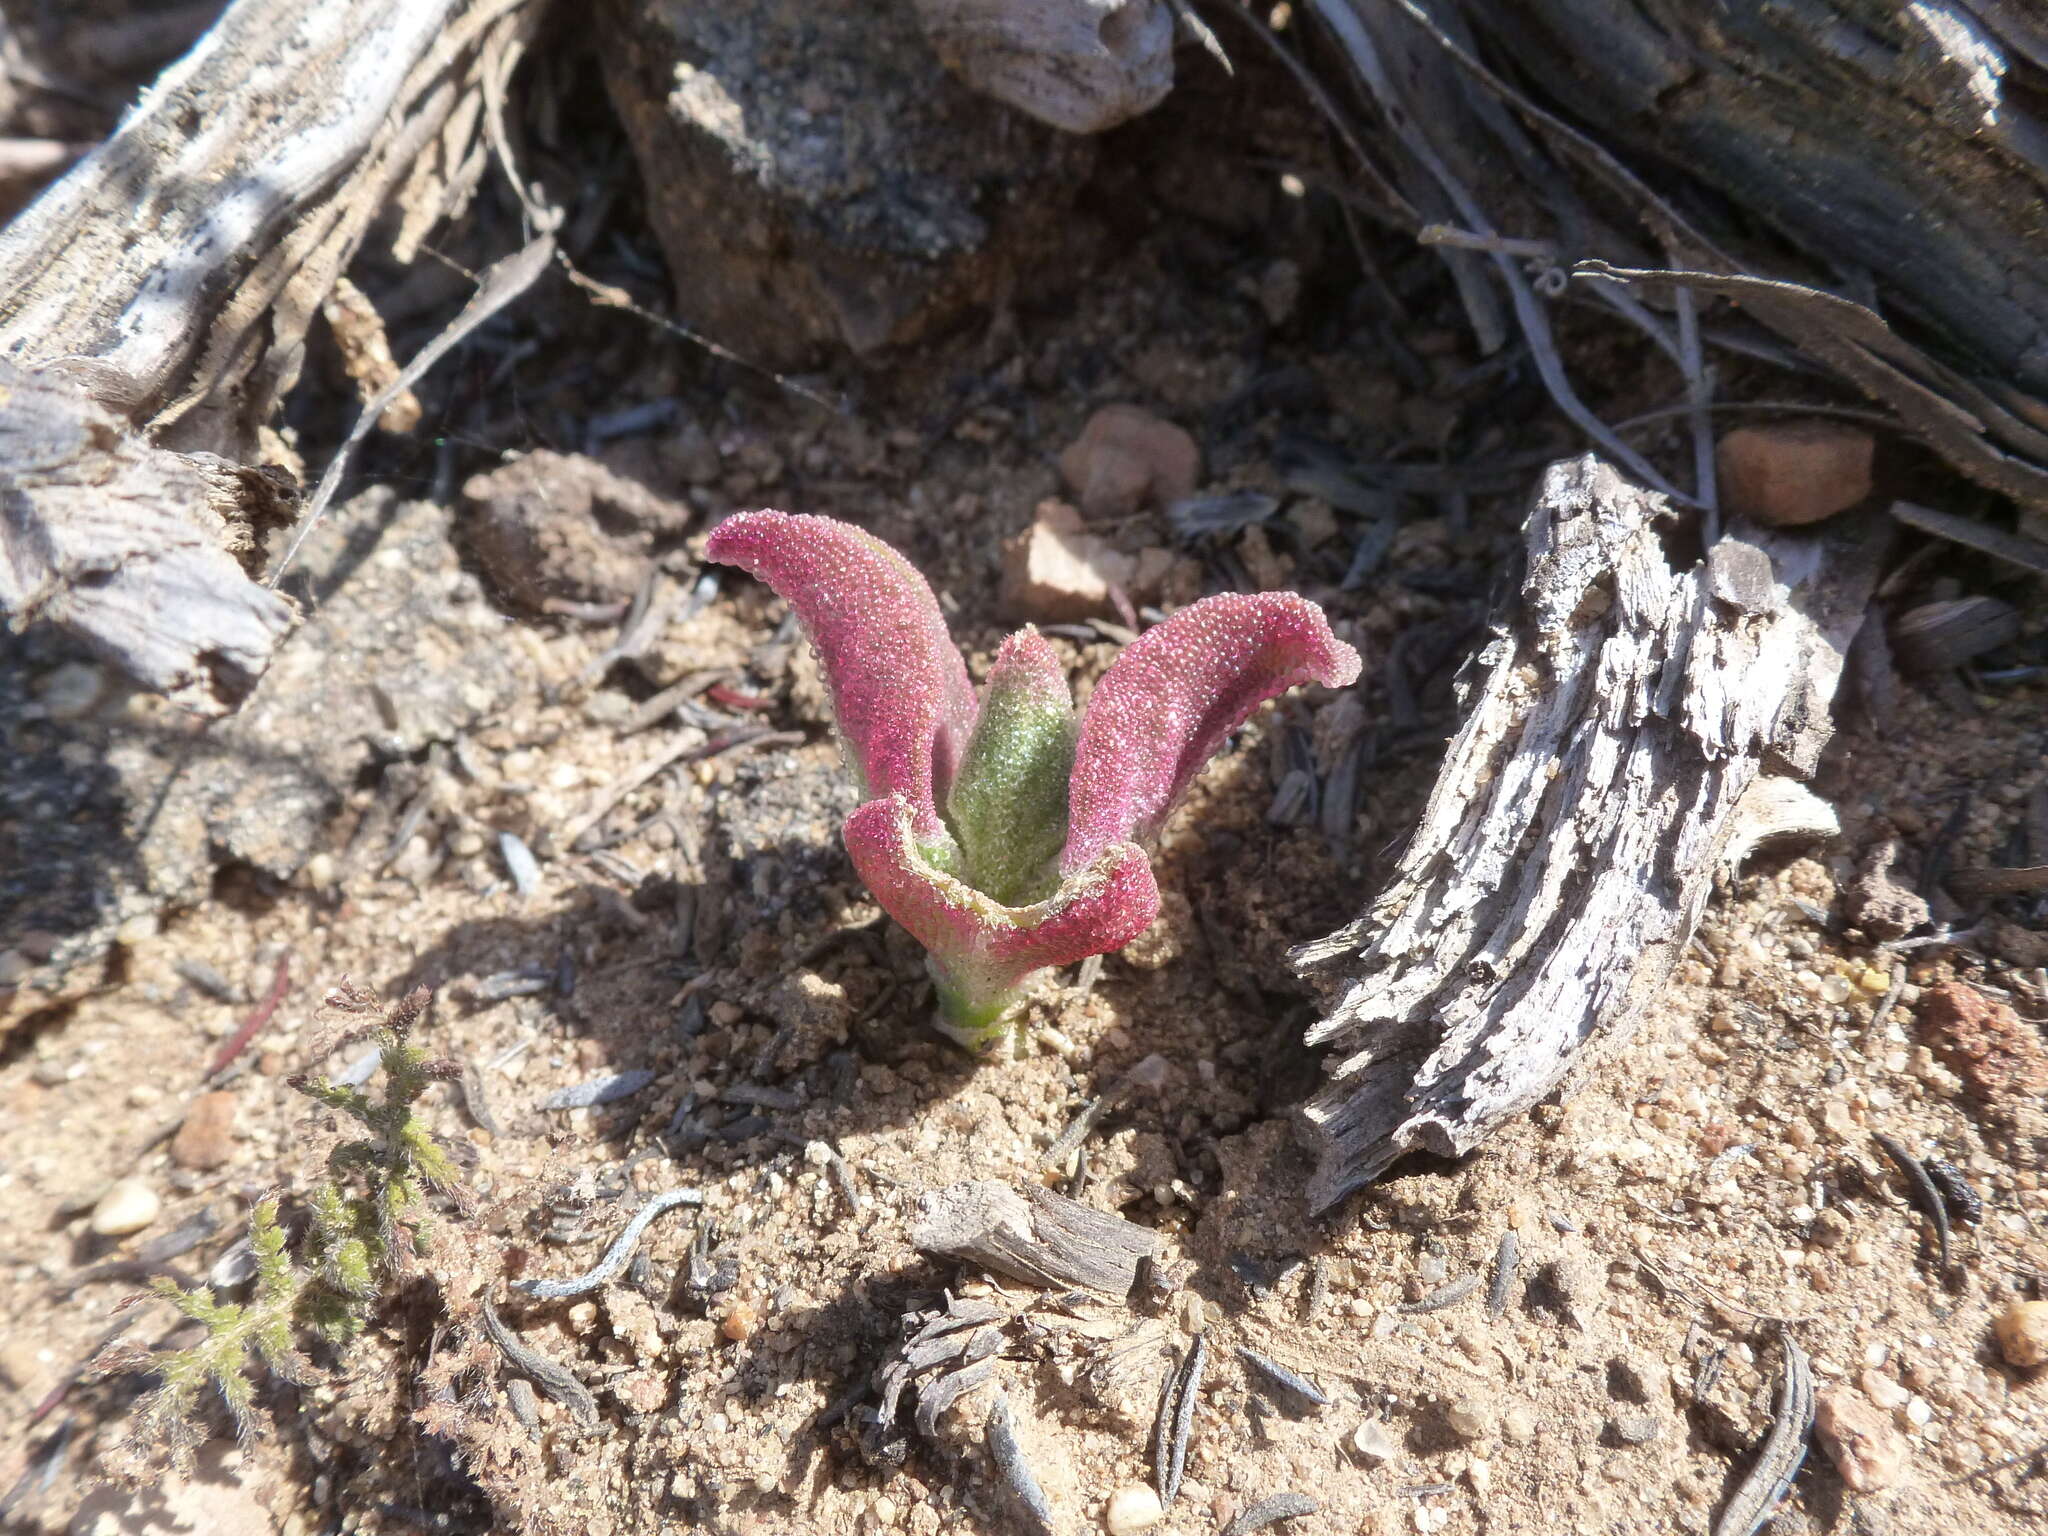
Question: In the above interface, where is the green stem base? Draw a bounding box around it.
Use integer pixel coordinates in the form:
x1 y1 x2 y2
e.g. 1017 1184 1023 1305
930 970 1024 1055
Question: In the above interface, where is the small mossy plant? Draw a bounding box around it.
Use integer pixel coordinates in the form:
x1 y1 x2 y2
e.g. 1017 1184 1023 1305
103 981 469 1473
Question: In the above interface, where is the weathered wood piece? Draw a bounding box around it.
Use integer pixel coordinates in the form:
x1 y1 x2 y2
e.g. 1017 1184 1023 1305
0 361 296 714
912 0 1176 133
1292 456 1884 1212
1460 1 2048 401
1315 1 2048 510
912 1179 1160 1294
0 0 542 713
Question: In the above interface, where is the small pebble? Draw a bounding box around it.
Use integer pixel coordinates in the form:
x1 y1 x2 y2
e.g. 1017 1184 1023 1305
722 1299 760 1342
1057 403 1200 519
1993 1300 2048 1368
36 660 105 720
170 1090 239 1171
1610 1413 1660 1445
1444 1400 1489 1440
1715 421 1874 525
1349 1419 1397 1463
1104 1484 1163 1535
0 1336 45 1390
90 1177 162 1236
1815 1388 1906 1492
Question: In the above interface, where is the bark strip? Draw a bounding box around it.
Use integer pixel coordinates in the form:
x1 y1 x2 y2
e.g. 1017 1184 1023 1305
1293 456 1884 1212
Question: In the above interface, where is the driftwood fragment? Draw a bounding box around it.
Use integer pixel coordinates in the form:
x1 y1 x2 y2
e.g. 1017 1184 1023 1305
1292 456 1884 1211
0 0 543 713
0 361 297 714
912 0 1176 133
912 1179 1159 1294
1309 1 2048 511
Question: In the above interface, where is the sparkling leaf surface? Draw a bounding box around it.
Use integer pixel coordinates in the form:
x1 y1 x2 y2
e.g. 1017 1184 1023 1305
844 795 1159 1048
945 627 1075 907
705 510 977 840
1062 592 1363 873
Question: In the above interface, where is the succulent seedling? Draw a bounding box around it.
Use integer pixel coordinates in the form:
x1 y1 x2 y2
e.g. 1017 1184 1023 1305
707 511 1362 1050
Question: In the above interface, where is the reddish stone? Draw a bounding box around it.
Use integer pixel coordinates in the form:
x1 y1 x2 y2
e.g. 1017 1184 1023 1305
1919 981 2048 1108
169 1090 239 1171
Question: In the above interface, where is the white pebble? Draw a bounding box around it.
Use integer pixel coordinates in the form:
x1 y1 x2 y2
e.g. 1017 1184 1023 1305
499 832 541 895
37 661 105 721
1445 1400 1490 1439
90 1178 161 1236
1350 1419 1398 1463
1104 1484 1163 1534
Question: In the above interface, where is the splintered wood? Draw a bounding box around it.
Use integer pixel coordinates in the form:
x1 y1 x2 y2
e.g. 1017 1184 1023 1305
0 360 298 713
1292 456 1883 1212
0 0 541 714
912 1179 1160 1295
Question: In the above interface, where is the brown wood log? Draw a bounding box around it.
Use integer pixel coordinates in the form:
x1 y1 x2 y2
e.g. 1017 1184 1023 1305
0 0 544 714
1291 456 1886 1212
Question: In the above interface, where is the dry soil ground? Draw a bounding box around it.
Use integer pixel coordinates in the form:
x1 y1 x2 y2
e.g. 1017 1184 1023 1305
1 8 2045 1536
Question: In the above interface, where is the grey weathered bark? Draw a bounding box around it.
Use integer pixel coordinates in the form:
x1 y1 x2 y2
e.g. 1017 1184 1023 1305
913 1179 1161 1293
0 361 297 715
1312 0 2048 512
911 0 1176 133
1291 456 1885 1212
1464 0 2048 399
0 0 544 715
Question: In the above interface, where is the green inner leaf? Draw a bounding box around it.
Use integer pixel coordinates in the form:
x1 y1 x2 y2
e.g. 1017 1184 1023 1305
945 669 1075 907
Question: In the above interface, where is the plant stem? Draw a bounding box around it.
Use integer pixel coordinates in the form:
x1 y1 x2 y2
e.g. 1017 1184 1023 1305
930 969 1022 1054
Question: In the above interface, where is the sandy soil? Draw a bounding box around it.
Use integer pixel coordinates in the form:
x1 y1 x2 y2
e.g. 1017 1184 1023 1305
1 9 2045 1536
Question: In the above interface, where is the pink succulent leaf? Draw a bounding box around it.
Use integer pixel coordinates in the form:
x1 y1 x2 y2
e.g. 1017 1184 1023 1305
1061 592 1364 874
844 795 1159 1047
945 627 1075 908
705 511 978 840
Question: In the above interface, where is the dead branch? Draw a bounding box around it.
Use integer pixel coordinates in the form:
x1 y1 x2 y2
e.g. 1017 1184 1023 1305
0 360 297 713
1308 0 2048 513
0 0 545 714
1292 455 1885 1212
